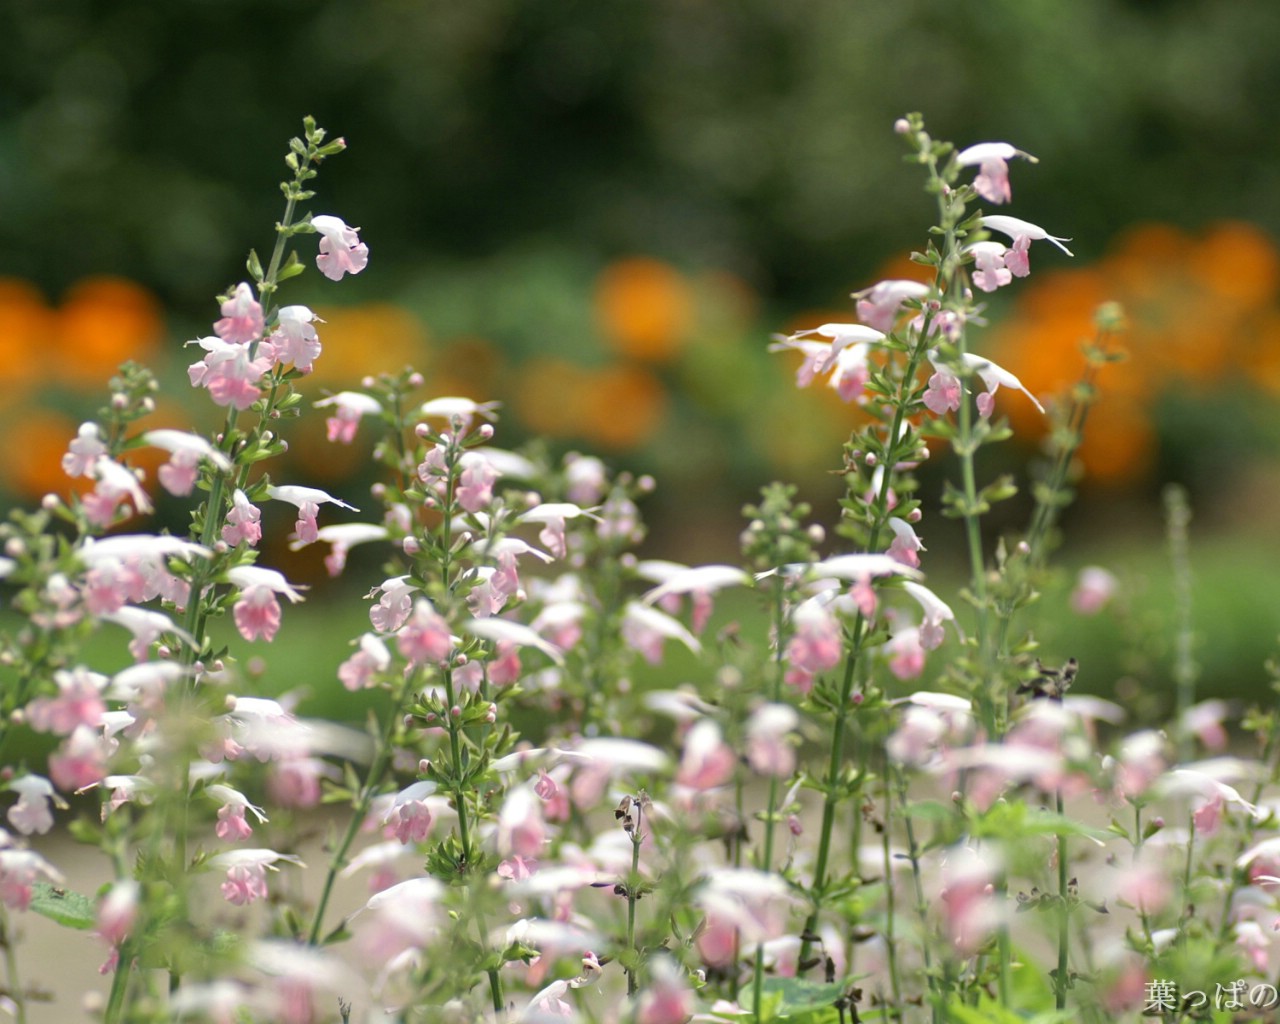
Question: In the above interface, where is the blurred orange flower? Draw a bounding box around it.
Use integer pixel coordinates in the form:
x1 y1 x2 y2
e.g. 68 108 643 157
56 277 164 387
989 221 1280 483
595 258 693 363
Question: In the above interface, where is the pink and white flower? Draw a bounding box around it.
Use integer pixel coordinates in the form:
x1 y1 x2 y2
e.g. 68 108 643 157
266 484 358 546
314 391 382 444
311 214 369 281
261 305 323 372
142 431 233 497
213 283 264 344
956 142 1036 205
62 423 107 478
981 215 1074 277
855 279 930 333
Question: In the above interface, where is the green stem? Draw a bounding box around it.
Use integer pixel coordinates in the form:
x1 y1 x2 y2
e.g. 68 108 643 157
1 909 27 1024
1055 788 1069 1011
896 766 941 1024
626 798 644 997
307 680 407 946
882 760 904 1024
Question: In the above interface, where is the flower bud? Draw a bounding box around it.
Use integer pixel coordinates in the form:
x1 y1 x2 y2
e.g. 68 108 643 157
402 536 420 555
477 424 495 441
894 118 910 134
41 493 60 510
409 372 424 388
907 508 922 523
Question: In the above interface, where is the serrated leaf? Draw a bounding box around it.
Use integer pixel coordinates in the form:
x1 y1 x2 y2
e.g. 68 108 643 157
29 883 96 930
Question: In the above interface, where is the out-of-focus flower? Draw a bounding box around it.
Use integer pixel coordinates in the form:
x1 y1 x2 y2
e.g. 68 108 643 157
311 215 369 281
314 391 382 444
855 279 930 332
1071 566 1118 615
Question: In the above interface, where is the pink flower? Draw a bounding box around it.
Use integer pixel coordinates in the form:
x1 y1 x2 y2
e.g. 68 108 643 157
488 641 522 686
62 423 106 478
967 241 1013 293
384 783 435 845
314 391 382 444
786 601 843 679
396 599 453 666
221 489 263 547
922 370 962 415
497 786 546 859
97 881 139 947
267 484 358 547
369 576 418 633
1071 566 1118 615
622 602 701 666
903 581 960 651
209 785 267 842
338 633 392 691
186 337 272 410
262 306 322 372
956 142 1036 205
213 283 264 344
564 453 607 504
456 453 499 513
25 667 107 735
5 775 60 835
939 846 1001 954
885 626 926 680
212 849 302 906
957 352 1045 417
636 958 695 1024
981 215 1074 277
225 567 306 644
855 279 930 333
0 849 65 911
676 719 737 790
886 517 924 568
233 586 282 642
48 725 109 792
311 214 369 281
746 704 797 778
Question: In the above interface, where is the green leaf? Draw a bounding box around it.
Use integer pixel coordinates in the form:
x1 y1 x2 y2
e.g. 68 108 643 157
277 250 306 282
28 883 96 931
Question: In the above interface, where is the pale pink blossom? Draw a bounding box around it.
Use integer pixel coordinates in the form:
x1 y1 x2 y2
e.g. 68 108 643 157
311 214 369 281
214 282 264 344
903 581 960 650
520 502 597 560
855 279 930 333
208 784 268 842
676 720 737 791
225 567 306 644
887 705 947 766
939 846 1001 954
622 601 701 665
397 599 453 666
981 215 1073 277
5 775 60 835
636 957 695 1024
187 337 272 410
222 489 263 547
86 457 153 522
886 516 924 568
498 786 547 859
922 369 962 415
1111 730 1167 799
0 848 65 911
97 880 139 947
456 452 500 513
267 757 328 809
266 484 358 547
1180 699 1230 752
212 849 303 906
885 626 926 680
62 423 106 478
564 453 607 504
49 725 109 792
967 241 1013 293
262 305 322 372
746 704 797 777
1071 566 1118 615
956 142 1036 205
957 352 1044 416
369 576 418 633
383 782 436 845
25 667 108 734
339 633 392 691
314 391 382 444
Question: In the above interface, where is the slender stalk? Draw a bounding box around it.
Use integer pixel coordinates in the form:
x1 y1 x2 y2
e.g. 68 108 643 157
1 909 27 1024
625 797 645 997
895 766 942 1024
1164 484 1196 763
1055 788 1069 1010
882 759 905 1024
307 678 409 946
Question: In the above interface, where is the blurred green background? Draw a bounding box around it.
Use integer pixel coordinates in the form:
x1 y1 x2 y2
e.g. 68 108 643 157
4 0 1280 707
